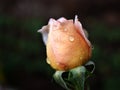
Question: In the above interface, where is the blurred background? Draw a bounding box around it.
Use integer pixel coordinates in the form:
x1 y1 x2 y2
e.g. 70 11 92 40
0 0 120 90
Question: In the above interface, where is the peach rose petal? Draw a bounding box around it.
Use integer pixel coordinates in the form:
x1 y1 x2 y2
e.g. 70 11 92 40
74 15 91 47
38 25 49 45
38 15 92 71
57 17 67 23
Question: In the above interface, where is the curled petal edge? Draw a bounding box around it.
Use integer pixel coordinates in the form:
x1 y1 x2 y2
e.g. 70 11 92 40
38 25 49 45
57 17 67 23
74 15 91 47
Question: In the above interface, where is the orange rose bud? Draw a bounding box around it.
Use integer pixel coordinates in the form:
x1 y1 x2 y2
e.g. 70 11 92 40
38 15 92 71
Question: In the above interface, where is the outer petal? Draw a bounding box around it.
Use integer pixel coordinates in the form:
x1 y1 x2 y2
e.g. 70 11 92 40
74 15 91 47
57 17 67 23
48 18 61 32
38 25 49 45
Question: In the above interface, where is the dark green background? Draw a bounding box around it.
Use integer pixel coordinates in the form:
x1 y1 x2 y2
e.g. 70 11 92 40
0 0 120 90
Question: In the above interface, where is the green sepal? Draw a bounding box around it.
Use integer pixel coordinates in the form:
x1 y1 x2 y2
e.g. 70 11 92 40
53 61 95 90
53 71 71 90
68 66 86 90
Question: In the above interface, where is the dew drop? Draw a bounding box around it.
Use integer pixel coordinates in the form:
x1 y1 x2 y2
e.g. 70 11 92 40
64 28 67 31
80 57 83 60
69 36 74 42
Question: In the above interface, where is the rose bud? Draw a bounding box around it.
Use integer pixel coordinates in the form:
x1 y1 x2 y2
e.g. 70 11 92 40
38 15 92 71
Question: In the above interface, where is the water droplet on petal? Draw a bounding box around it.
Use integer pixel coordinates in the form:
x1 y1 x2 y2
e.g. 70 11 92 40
69 36 74 42
80 57 83 60
64 28 67 31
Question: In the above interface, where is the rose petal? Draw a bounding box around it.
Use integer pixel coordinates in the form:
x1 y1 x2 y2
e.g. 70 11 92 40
49 18 57 25
74 15 91 47
57 17 67 23
38 25 49 45
48 18 61 31
83 29 89 38
74 15 85 37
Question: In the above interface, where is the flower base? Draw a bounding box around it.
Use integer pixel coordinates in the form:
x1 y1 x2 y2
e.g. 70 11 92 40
53 61 95 90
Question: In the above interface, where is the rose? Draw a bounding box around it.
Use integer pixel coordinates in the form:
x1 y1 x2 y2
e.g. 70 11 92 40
38 15 92 71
